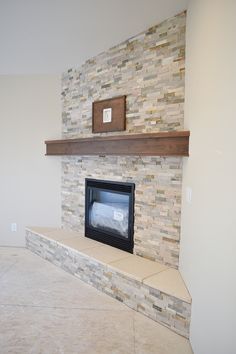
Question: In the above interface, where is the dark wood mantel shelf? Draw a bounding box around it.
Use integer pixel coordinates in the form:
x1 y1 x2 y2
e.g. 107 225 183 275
45 131 190 157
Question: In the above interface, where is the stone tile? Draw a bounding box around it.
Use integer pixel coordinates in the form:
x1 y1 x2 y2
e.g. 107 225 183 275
61 11 186 269
82 244 132 265
109 254 168 281
134 312 193 354
46 229 82 241
0 249 21 277
0 248 129 311
143 268 191 303
26 227 80 241
60 235 102 252
0 247 192 354
0 306 135 354
26 226 59 236
26 229 191 338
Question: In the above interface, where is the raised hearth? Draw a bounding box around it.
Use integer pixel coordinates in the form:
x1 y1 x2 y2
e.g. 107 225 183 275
26 227 191 338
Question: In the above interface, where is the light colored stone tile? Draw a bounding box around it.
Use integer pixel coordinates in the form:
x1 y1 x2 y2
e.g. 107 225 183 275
61 11 186 268
134 312 193 354
0 249 20 277
0 247 193 354
0 249 129 311
26 227 81 241
26 229 191 337
109 254 168 281
0 306 135 354
82 244 132 265
61 235 103 251
26 226 59 236
143 268 191 303
47 229 82 241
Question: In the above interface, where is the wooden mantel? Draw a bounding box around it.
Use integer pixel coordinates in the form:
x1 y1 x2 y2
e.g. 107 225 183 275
45 131 190 157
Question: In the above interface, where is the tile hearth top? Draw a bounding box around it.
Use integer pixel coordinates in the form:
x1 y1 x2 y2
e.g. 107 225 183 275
26 226 191 304
109 255 168 282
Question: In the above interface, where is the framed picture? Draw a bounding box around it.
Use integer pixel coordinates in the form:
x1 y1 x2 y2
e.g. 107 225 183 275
92 95 126 133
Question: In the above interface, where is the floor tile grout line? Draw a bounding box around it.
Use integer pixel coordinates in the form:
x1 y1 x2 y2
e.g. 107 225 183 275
0 248 193 353
0 303 132 312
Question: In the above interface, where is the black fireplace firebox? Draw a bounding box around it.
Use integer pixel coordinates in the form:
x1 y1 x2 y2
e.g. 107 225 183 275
85 179 135 253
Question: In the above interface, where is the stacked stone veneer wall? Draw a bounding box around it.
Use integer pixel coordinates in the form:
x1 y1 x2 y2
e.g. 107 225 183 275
26 230 191 338
61 12 186 268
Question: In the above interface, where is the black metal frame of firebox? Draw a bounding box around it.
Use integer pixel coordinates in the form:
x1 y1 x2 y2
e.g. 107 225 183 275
85 178 135 253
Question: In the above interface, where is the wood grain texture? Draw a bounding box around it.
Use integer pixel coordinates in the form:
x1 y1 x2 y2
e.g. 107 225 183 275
92 96 126 133
45 131 190 157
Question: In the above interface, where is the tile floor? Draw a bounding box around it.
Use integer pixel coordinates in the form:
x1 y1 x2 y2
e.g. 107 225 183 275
0 247 193 354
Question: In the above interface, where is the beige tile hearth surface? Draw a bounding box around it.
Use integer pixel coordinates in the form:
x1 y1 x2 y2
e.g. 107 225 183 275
109 254 168 282
0 247 193 354
81 244 132 265
144 268 191 303
27 226 80 241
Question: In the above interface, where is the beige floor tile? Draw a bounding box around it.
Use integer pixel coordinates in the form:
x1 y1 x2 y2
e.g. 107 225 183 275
0 248 192 354
143 268 191 303
0 249 131 311
0 306 135 354
109 254 168 281
134 312 193 354
0 250 20 277
82 244 132 265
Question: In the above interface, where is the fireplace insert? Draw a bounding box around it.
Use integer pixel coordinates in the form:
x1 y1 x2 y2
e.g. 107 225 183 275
85 178 135 253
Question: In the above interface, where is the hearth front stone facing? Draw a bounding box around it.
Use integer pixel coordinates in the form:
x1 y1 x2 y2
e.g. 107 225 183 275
61 12 186 269
85 178 135 253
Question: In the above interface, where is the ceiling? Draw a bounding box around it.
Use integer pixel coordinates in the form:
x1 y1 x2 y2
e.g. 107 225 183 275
0 0 188 75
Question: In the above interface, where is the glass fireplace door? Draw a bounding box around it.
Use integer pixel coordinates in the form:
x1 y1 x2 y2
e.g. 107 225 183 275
88 188 130 239
85 179 135 253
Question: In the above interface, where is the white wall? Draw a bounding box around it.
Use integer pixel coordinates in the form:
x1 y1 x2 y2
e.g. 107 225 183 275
0 0 188 75
180 1 236 353
0 76 61 247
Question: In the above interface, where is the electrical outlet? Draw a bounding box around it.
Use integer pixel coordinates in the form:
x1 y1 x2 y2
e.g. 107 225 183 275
11 223 17 232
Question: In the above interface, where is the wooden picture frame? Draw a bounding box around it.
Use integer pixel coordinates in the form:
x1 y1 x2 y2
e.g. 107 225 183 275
92 95 126 133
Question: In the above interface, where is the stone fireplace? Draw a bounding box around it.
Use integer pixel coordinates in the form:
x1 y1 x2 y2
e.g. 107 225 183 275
61 11 186 269
26 11 192 338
